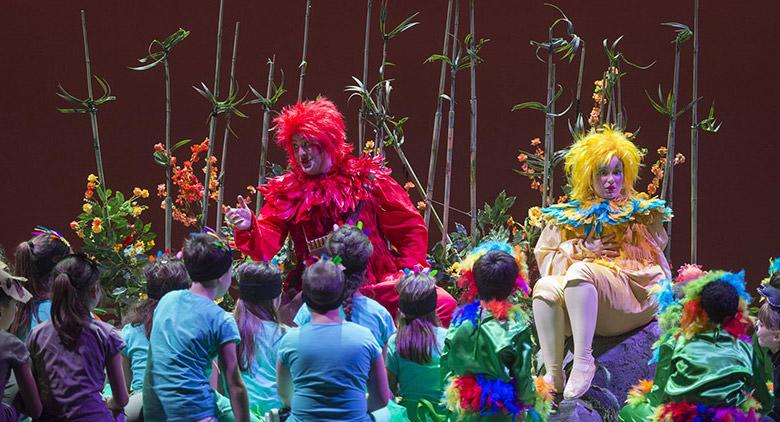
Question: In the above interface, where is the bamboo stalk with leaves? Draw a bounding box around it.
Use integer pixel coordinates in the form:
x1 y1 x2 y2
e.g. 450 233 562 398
374 0 419 154
514 4 579 207
215 22 246 233
248 57 286 213
423 0 454 228
358 0 373 151
437 0 459 248
129 28 190 251
468 0 479 245
200 0 225 228
297 0 311 102
647 22 693 259
56 10 115 188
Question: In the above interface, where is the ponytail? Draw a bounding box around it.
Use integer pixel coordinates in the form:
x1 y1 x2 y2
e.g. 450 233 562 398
50 255 99 350
395 272 441 364
325 225 373 322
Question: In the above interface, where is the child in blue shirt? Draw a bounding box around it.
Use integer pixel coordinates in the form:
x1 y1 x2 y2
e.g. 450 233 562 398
144 232 251 422
231 261 286 418
294 224 396 351
386 268 447 421
277 258 392 421
120 254 190 421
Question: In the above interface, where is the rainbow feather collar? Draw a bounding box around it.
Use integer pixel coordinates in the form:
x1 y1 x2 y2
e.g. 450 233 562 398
540 194 671 236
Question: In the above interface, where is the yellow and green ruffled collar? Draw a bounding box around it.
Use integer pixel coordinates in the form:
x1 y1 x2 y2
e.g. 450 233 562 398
540 193 672 236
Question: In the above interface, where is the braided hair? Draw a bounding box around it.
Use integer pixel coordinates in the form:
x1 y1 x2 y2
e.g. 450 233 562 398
325 225 373 321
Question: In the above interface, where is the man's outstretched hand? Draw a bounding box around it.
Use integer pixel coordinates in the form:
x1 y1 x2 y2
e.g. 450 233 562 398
225 195 252 231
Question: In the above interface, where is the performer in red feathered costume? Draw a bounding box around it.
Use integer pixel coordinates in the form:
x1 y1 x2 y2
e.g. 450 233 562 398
225 98 456 325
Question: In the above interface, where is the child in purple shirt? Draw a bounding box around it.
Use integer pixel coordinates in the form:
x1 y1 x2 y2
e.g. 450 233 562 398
26 254 128 421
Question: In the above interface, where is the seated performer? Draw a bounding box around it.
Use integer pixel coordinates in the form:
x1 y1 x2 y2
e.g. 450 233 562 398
620 270 771 421
225 98 456 325
532 127 672 399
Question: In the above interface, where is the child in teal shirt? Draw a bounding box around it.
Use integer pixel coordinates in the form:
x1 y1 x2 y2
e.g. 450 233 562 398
143 232 251 422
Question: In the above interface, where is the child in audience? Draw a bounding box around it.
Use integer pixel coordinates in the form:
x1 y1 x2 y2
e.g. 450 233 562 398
12 227 71 339
294 224 396 351
26 254 128 420
441 242 551 421
756 258 780 421
143 232 251 422
120 254 190 421
386 267 447 421
232 261 286 418
620 270 772 421
0 260 42 420
277 258 392 421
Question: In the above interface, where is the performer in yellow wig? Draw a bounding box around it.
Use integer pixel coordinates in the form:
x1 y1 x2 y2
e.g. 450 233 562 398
532 127 672 399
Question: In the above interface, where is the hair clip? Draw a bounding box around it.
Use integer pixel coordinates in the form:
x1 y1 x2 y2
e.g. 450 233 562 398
32 226 71 250
197 227 232 254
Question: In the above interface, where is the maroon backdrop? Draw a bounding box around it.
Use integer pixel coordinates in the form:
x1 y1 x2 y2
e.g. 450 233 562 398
2 1 778 287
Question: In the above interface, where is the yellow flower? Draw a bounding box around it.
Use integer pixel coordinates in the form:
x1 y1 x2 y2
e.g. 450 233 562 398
528 207 543 228
133 187 150 198
82 203 92 213
147 240 155 249
132 206 143 217
87 174 98 183
134 241 145 249
139 293 149 301
365 140 375 150
77 230 85 239
113 244 122 252
91 217 103 234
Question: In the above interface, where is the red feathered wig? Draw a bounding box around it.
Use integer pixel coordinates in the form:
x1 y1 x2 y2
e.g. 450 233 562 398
273 98 353 170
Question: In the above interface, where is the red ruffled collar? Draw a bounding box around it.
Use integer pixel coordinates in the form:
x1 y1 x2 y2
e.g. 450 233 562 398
260 155 389 223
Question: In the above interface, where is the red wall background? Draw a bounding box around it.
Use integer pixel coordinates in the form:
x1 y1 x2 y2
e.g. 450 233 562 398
2 1 778 286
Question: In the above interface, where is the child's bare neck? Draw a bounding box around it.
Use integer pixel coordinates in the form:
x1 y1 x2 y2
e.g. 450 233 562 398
190 283 219 301
311 308 342 324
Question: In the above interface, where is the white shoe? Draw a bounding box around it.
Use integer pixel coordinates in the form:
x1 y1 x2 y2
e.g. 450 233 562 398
563 356 596 400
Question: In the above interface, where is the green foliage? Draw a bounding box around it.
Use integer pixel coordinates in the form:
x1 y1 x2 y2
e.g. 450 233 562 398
128 28 190 71
70 177 156 310
247 63 287 110
661 22 692 46
153 139 191 168
56 75 116 113
529 3 582 63
193 80 249 137
699 103 722 133
345 77 408 148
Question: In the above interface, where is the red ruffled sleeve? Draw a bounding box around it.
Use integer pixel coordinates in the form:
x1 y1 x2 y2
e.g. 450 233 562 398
233 205 290 262
372 174 428 270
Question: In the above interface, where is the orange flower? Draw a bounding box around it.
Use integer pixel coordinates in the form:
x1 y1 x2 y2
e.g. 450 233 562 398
154 143 165 152
157 184 167 197
530 138 541 146
530 180 540 191
91 217 103 234
516 153 527 163
403 182 414 191
416 201 427 210
647 183 657 195
246 185 257 195
113 244 122 252
85 189 94 199
657 146 668 155
87 182 96 190
70 221 79 230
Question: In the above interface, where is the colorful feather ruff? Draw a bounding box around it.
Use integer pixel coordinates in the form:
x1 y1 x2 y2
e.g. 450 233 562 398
533 376 556 417
654 401 760 422
625 379 654 407
444 374 537 419
451 300 527 330
453 241 530 303
539 195 671 237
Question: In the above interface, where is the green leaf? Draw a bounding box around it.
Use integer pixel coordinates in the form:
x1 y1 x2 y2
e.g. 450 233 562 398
425 54 451 65
172 138 192 151
512 101 547 112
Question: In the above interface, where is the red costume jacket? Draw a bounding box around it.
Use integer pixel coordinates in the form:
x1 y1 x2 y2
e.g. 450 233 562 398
234 155 456 325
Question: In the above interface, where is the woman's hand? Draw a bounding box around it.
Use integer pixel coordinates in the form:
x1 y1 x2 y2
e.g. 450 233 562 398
583 232 620 257
224 195 252 231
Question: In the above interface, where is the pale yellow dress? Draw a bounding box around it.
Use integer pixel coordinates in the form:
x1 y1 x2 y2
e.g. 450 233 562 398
532 195 672 336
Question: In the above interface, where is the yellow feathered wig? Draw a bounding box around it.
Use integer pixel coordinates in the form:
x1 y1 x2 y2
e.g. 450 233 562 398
564 127 643 202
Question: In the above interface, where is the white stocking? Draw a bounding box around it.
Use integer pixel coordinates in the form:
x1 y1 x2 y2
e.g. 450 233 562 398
532 298 566 392
563 281 598 399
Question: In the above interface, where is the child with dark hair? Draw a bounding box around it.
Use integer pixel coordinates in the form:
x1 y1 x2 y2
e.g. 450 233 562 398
386 268 446 421
12 227 71 339
26 254 129 420
231 261 285 418
277 258 392 421
441 242 551 421
620 270 772 421
120 254 190 421
144 232 251 422
0 260 41 420
294 224 396 351
756 258 780 421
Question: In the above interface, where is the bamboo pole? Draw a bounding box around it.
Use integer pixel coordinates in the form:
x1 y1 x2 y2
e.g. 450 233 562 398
163 59 172 250
256 57 276 214
616 59 624 128
80 10 106 186
215 22 240 233
376 2 390 154
424 0 454 227
542 51 555 207
468 0 478 244
200 0 225 228
358 0 373 152
441 0 460 248
690 0 700 263
661 40 682 260
574 43 586 119
297 0 311 102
